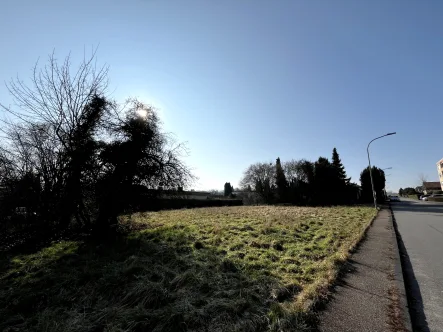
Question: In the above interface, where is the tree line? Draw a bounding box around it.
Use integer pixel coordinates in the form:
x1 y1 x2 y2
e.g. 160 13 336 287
0 51 193 237
398 187 418 197
237 148 386 205
399 187 443 197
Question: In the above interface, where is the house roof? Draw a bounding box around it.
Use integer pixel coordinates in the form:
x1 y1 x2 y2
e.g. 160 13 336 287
423 181 441 189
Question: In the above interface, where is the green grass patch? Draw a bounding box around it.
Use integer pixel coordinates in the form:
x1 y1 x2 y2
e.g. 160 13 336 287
0 206 376 331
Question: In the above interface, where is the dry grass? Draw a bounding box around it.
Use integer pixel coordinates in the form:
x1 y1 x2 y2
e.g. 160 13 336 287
0 205 376 331
387 285 408 332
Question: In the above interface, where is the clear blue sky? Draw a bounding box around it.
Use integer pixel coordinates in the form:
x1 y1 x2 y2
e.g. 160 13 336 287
2 0 443 192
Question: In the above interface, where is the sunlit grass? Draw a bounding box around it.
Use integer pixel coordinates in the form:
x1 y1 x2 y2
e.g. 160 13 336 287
0 205 375 331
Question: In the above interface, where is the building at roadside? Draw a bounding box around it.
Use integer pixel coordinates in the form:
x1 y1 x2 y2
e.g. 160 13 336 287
437 158 443 190
422 181 441 194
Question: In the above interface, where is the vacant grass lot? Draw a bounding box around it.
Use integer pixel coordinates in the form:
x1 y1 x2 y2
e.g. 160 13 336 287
0 206 376 332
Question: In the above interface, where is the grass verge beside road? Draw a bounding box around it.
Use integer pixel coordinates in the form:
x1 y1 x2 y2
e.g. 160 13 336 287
0 206 376 332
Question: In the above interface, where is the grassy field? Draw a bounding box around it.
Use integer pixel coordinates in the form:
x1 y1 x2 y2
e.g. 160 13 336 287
0 206 376 332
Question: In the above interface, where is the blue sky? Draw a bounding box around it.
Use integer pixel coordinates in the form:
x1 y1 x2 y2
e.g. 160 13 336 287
1 0 443 192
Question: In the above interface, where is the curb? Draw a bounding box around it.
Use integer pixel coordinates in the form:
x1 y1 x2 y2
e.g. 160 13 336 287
389 204 413 332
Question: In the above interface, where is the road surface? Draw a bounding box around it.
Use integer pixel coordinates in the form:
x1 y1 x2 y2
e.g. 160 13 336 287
391 198 443 332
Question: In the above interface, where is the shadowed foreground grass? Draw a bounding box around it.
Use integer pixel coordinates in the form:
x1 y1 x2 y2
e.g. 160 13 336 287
0 206 376 331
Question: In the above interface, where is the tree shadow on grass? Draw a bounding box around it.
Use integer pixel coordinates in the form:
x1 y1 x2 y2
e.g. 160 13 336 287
0 227 309 332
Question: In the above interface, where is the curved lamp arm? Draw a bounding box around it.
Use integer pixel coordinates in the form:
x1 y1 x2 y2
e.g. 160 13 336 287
367 132 396 151
367 132 396 209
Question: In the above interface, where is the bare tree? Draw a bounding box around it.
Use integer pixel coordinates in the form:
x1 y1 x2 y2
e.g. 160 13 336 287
0 50 110 226
2 50 109 137
239 161 275 203
283 159 315 184
1 50 194 233
418 173 428 185
415 173 428 193
239 161 275 190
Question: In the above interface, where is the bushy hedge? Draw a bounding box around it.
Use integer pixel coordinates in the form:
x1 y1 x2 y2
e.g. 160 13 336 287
427 197 443 202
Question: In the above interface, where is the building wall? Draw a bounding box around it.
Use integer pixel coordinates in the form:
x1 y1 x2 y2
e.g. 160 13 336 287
437 158 443 191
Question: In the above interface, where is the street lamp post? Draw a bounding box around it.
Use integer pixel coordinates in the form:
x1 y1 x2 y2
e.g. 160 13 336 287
383 173 392 196
381 168 392 196
367 132 396 209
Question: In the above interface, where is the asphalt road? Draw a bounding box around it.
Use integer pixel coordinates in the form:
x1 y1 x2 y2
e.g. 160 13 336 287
391 198 443 332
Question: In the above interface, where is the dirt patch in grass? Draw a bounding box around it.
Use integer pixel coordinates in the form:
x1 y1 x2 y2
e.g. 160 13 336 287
0 206 375 331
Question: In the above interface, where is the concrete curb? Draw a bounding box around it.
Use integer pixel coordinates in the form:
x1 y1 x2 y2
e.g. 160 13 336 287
389 204 413 332
318 207 403 332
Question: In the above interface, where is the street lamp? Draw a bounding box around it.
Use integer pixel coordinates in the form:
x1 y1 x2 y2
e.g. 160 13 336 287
383 170 394 192
381 169 391 196
367 132 396 209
